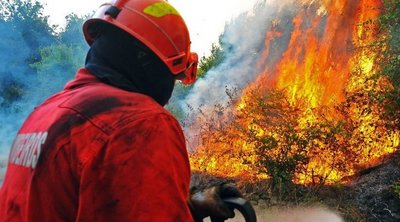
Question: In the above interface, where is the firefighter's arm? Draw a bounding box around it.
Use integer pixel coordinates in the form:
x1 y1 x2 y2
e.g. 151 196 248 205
76 113 193 221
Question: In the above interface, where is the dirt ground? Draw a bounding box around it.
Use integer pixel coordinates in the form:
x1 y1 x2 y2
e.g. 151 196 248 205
192 153 400 222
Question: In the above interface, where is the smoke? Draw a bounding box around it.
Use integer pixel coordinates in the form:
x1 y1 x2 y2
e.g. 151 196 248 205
0 21 46 185
0 2 87 185
0 155 6 184
180 0 299 119
204 207 343 222
183 1 274 111
253 206 343 222
179 0 301 149
0 19 33 156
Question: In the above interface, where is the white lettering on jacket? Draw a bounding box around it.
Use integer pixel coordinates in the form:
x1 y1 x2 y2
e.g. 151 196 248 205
9 132 48 169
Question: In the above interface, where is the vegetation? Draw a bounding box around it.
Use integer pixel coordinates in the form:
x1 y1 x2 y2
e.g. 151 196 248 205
394 181 400 199
191 0 400 185
197 42 225 79
190 1 400 221
376 0 400 130
0 0 87 109
0 0 399 221
376 3 400 218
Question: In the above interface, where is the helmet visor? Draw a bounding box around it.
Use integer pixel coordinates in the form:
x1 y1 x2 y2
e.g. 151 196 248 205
180 52 198 85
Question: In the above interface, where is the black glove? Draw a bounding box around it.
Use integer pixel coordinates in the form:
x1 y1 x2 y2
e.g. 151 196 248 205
188 183 243 222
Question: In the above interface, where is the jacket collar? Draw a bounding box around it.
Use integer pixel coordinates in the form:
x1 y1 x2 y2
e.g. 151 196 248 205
64 68 100 90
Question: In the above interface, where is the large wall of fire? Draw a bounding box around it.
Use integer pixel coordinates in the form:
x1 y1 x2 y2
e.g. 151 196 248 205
189 0 399 185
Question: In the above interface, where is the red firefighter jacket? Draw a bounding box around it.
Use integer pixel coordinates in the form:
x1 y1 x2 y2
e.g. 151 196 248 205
0 68 194 222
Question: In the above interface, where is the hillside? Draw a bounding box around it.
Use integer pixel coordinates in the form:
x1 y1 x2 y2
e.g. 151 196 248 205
191 152 400 221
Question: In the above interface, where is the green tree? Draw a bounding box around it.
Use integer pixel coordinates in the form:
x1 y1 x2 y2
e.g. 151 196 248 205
1 0 56 63
31 13 89 100
376 0 400 130
0 0 56 107
60 13 90 47
31 44 86 99
0 18 29 108
197 42 225 79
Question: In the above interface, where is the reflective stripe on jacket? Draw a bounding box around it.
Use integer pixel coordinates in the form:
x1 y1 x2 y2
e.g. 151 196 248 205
0 68 193 222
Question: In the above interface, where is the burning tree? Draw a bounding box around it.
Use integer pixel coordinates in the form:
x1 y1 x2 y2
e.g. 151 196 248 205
188 0 400 187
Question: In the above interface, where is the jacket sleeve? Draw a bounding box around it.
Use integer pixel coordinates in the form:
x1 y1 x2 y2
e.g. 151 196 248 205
75 113 194 222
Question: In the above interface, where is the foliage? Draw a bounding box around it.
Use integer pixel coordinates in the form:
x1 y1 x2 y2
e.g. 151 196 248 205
240 88 356 189
60 13 90 46
31 43 86 99
30 12 88 101
0 18 28 107
375 0 400 130
394 181 400 199
0 0 56 108
192 74 396 191
0 0 89 108
189 0 400 199
0 76 24 109
197 42 225 79
243 89 306 190
1 0 56 61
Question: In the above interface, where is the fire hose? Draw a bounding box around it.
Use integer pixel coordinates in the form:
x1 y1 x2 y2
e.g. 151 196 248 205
207 197 257 222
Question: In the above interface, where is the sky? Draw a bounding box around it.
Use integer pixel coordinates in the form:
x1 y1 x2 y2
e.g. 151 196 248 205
37 0 261 56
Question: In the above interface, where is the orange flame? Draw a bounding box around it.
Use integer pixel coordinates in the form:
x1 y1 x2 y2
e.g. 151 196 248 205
190 0 399 184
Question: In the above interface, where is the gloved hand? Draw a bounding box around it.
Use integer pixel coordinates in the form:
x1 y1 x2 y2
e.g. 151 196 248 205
188 183 243 222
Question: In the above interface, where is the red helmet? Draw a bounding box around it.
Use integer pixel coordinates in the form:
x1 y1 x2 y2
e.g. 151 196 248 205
83 0 198 84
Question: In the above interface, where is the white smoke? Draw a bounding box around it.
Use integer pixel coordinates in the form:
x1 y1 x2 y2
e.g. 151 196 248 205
178 0 299 149
253 206 343 222
180 0 298 118
182 1 275 112
0 155 7 185
204 207 343 222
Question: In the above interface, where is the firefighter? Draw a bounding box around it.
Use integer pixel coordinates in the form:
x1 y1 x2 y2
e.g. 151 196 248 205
0 0 241 221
